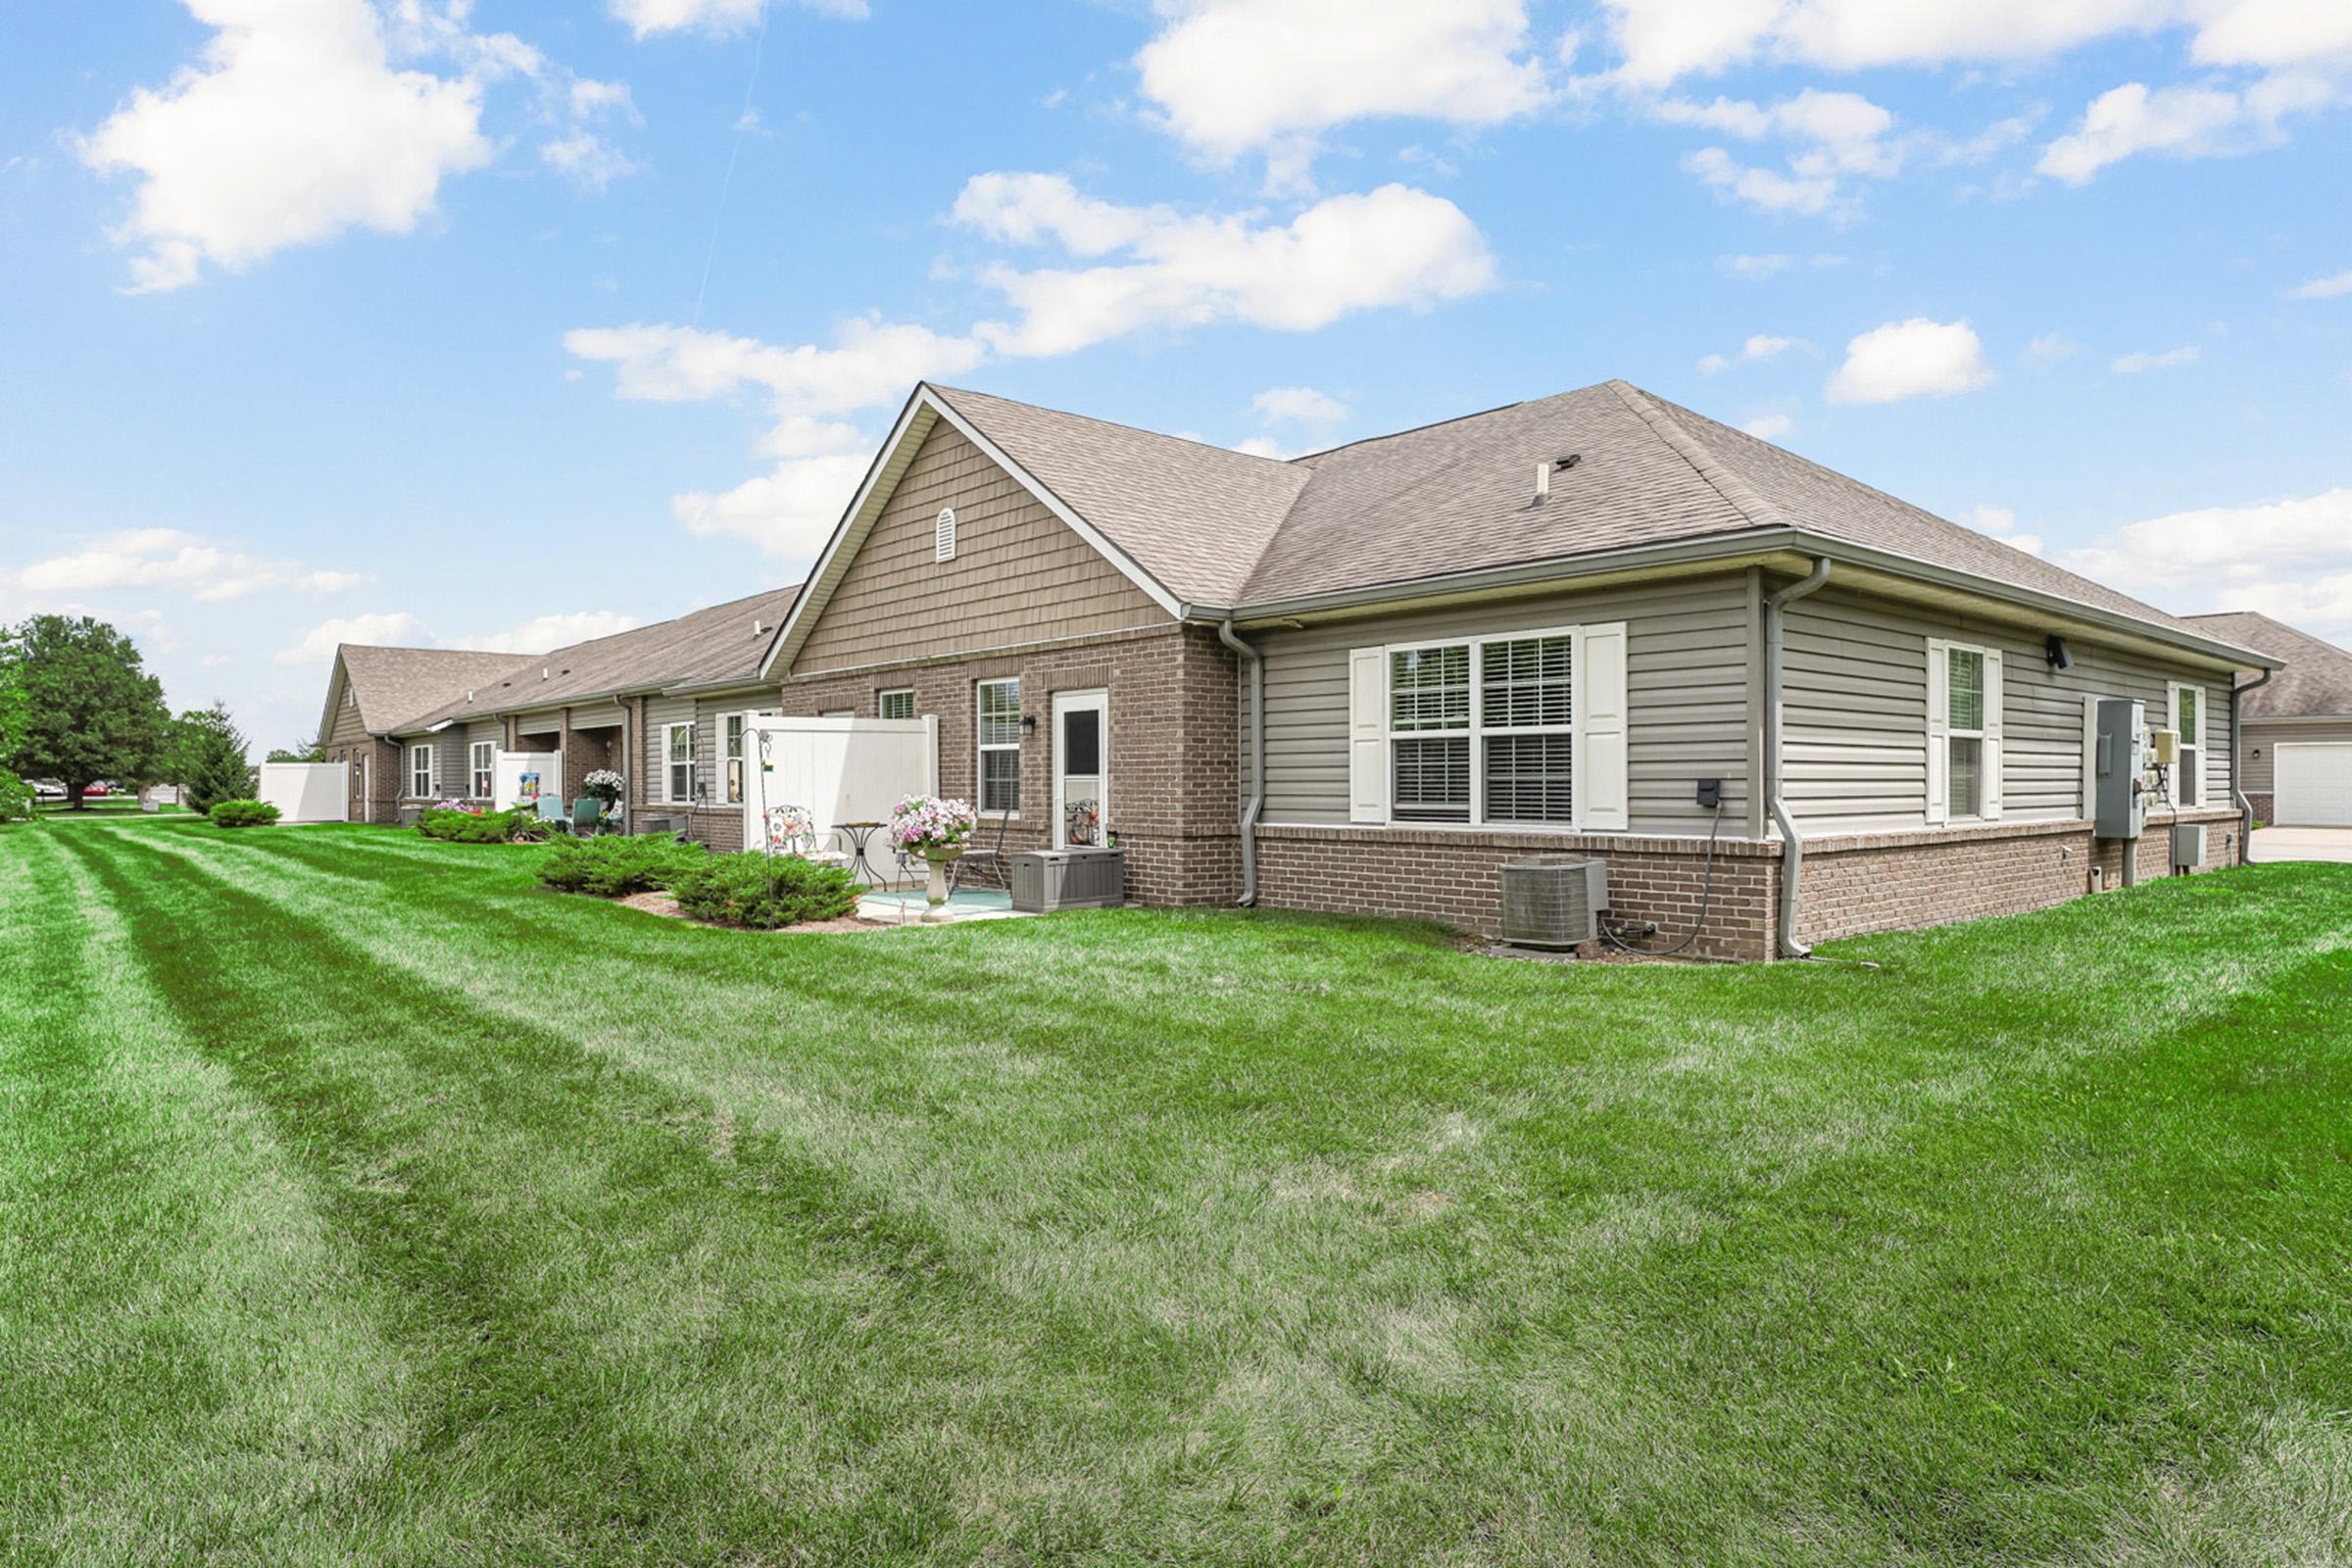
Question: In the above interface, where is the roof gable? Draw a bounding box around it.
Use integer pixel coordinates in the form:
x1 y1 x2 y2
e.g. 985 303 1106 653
328 645 535 739
2182 612 2352 716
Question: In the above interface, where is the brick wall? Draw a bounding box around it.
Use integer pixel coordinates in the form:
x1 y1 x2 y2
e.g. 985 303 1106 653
2245 791 2274 823
780 623 1243 906
323 736 403 824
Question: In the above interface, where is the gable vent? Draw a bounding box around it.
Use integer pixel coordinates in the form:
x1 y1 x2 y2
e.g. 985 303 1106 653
935 506 957 563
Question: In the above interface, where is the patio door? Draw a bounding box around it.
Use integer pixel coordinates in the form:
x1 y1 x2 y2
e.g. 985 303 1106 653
1054 689 1107 848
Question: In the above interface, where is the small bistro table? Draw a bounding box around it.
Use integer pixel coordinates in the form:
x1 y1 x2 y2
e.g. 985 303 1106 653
834 820 896 888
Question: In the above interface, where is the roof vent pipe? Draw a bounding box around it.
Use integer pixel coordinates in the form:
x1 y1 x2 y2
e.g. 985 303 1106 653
1533 463 1550 505
1764 557 1833 958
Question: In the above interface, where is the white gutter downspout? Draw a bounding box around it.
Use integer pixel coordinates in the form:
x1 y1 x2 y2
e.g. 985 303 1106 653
1216 617 1263 906
2232 665 2273 866
1765 559 1833 958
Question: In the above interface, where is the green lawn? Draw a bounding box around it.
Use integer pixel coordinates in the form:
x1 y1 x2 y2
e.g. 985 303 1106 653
4 816 2350 1566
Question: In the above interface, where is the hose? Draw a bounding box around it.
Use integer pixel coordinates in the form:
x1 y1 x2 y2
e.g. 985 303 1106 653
1601 803 1724 958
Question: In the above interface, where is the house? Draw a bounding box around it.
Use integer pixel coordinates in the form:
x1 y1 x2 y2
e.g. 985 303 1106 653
2182 612 2352 827
318 379 2278 958
318 645 539 823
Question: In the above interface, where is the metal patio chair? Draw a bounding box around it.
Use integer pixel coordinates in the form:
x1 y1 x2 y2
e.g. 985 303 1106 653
947 808 1014 895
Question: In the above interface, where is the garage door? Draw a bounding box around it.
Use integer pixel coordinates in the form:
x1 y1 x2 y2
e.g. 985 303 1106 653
2276 743 2352 827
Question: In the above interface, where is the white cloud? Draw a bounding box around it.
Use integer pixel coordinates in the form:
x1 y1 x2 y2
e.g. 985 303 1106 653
1963 504 2044 557
1664 86 1905 215
1597 0 2352 88
9 528 364 602
1742 413 1795 439
466 611 640 654
1250 385 1348 425
1826 318 1994 404
76 0 493 291
2286 268 2352 299
2022 331 2081 367
2057 487 2352 641
1720 252 1791 278
609 0 867 38
564 317 984 408
276 611 422 665
1133 0 1554 187
1698 335 1800 376
957 176 1496 358
2111 344 2202 372
2037 74 2334 184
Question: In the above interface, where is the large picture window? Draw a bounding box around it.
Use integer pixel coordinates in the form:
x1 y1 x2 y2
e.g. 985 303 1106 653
409 742 432 798
1386 634 1575 826
665 722 695 805
977 678 1021 813
469 740 495 800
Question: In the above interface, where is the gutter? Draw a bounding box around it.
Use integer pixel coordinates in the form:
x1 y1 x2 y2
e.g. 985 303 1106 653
1764 558 1833 958
2232 665 2274 866
1216 616 1264 906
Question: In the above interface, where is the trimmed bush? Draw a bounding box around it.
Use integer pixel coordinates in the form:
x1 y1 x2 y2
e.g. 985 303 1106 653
535 833 705 897
209 799 281 829
669 852 864 930
417 807 539 844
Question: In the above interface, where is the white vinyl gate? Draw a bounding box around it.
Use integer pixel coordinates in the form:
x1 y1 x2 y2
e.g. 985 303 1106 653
257 761 350 823
2275 742 2352 827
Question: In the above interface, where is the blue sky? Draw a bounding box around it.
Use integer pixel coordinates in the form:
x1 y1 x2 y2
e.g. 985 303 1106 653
2 0 2348 753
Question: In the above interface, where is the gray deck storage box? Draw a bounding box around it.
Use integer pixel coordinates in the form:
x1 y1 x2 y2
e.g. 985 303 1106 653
1011 847 1125 911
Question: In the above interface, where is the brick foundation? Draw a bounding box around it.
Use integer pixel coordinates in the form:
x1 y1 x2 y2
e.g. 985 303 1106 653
1250 808 2246 960
2245 792 2273 824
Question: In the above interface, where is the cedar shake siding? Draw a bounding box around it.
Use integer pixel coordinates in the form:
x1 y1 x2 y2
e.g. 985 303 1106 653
791 421 1172 675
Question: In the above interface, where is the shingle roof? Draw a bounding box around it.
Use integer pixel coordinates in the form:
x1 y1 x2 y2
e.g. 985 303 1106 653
404 585 801 731
337 645 534 736
928 384 1309 606
2181 612 2352 717
921 378 2258 661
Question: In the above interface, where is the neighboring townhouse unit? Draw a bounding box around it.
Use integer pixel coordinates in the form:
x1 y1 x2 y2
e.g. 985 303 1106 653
320 378 2278 959
2183 611 2352 827
318 646 537 823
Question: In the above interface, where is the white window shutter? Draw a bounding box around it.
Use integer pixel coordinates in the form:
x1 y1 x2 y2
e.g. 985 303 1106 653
2080 695 2100 819
1982 649 2004 821
1348 646 1389 823
1925 638 1949 826
1574 621 1629 831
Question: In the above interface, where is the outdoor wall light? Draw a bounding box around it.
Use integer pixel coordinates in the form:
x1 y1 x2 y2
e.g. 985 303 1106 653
1021 714 1038 733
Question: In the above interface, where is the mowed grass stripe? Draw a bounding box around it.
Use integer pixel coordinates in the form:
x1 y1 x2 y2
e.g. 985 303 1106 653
60 823 1299 1561
0 831 419 1568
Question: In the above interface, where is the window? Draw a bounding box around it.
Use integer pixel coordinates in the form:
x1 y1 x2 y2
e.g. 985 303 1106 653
1927 639 2001 824
977 678 1020 813
409 742 432 798
935 506 956 563
879 688 915 721
722 714 746 805
1946 646 1986 818
469 740 495 800
2172 682 2201 807
665 722 695 805
1384 635 1577 826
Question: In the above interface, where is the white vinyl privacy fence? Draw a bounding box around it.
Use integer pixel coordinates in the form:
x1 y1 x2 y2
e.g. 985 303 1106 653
257 761 348 823
743 716 938 854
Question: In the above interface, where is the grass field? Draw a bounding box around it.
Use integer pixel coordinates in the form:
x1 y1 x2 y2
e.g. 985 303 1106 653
4 814 2351 1566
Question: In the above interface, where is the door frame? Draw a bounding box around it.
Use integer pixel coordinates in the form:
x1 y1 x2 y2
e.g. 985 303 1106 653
1052 688 1108 848
354 751 368 823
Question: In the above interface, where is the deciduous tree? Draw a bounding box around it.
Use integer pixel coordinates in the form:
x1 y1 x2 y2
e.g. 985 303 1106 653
6 614 173 810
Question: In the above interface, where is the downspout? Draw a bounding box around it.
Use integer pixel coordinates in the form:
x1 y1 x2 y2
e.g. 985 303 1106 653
2232 665 2272 866
1764 558 1833 958
1216 616 1263 906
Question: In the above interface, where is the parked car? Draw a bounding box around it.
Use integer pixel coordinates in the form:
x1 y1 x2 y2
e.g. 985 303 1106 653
31 780 67 802
83 783 111 798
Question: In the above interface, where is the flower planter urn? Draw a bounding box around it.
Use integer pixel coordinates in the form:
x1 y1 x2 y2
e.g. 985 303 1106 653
921 845 964 922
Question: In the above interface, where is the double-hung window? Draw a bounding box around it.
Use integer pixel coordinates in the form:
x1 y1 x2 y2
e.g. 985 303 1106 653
1946 647 1987 818
2170 683 2201 807
1927 639 2002 824
409 742 433 798
722 714 747 805
665 722 696 805
469 741 495 800
977 678 1021 813
879 688 915 721
1382 635 1577 826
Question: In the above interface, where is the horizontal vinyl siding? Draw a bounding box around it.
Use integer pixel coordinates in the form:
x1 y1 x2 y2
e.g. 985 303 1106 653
1250 574 1753 836
2246 719 2352 794
461 720 501 798
1785 588 2237 834
792 422 1171 673
644 695 699 808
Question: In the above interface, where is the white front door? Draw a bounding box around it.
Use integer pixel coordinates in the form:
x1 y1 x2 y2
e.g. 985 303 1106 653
1053 689 1108 848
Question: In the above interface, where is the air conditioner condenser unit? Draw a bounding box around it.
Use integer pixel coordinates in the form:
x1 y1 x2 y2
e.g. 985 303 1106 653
1499 857 1609 950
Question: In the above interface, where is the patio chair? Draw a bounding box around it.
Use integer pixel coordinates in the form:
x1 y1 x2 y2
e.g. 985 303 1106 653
570 796 604 836
536 794 570 834
948 808 1014 894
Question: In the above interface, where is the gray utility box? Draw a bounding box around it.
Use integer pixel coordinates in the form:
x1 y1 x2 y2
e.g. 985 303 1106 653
2172 822 2206 871
1011 847 1125 912
2093 698 2147 840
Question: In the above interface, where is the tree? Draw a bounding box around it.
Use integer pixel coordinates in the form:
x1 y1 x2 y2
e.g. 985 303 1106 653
0 629 30 822
7 614 173 809
266 742 324 763
176 705 254 814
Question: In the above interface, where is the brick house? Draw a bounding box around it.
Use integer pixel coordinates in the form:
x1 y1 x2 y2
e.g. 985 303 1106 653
2183 611 2352 827
321 378 2280 958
